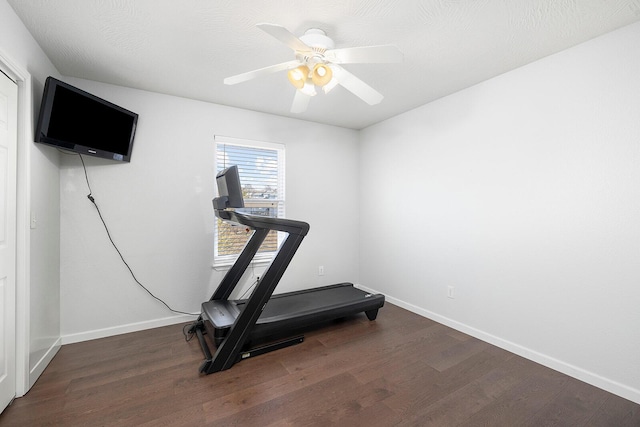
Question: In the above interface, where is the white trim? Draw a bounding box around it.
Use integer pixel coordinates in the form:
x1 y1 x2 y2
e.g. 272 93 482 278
355 283 640 405
61 314 196 345
27 338 61 391
214 134 285 151
0 48 33 397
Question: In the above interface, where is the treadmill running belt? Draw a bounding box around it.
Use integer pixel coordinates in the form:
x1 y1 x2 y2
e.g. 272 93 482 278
202 283 384 345
254 283 379 322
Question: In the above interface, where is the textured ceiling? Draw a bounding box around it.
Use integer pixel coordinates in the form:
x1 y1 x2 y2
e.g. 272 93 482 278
8 0 640 129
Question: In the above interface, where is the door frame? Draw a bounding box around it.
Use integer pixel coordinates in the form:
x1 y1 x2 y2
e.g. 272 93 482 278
0 48 32 397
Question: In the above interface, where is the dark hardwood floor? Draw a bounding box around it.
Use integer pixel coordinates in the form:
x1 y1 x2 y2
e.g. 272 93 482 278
1 303 638 426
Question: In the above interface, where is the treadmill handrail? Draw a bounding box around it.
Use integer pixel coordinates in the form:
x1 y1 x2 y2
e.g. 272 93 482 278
202 205 312 373
215 209 310 236
207 226 307 372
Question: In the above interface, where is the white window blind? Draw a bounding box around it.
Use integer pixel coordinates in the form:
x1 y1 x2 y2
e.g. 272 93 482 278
214 136 285 266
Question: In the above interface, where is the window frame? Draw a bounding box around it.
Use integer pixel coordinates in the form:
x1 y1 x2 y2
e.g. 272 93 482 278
213 135 285 268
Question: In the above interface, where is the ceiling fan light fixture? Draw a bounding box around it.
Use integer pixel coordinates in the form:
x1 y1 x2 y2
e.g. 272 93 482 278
223 23 403 111
287 65 310 89
311 63 333 87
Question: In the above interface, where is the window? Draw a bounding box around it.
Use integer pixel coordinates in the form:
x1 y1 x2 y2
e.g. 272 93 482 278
214 136 285 266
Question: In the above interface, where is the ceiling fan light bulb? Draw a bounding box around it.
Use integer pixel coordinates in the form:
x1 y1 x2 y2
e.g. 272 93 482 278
312 64 333 86
287 65 309 89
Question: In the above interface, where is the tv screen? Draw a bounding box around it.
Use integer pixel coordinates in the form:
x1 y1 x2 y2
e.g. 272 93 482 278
35 76 138 162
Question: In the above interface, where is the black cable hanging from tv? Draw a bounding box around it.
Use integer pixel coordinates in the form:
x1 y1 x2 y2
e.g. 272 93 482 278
78 154 198 317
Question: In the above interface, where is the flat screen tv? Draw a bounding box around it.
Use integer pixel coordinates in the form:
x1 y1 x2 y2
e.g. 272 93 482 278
35 76 138 162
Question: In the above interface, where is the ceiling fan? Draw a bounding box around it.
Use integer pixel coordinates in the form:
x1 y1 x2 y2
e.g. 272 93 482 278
224 23 403 113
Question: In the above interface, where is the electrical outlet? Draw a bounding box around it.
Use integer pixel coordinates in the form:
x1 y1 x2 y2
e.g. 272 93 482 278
447 286 455 299
318 266 325 276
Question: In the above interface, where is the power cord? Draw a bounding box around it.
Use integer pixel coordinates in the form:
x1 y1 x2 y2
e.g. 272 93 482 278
78 154 198 317
183 323 197 341
239 276 260 300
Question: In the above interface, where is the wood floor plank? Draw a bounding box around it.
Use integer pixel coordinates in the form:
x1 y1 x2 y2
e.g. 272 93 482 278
1 304 638 426
423 335 491 372
383 347 512 415
347 322 453 384
458 360 570 426
201 353 349 419
524 377 611 426
206 372 358 425
587 393 640 427
409 352 539 425
273 376 399 426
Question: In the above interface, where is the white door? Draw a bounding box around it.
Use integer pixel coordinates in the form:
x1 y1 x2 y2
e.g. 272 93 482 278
0 70 18 413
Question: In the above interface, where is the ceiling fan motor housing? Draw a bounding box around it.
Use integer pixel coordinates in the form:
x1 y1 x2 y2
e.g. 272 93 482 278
300 28 335 53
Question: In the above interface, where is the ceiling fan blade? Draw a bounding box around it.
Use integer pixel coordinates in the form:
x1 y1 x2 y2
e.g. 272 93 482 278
326 45 403 64
257 23 313 54
330 65 384 105
224 60 300 85
291 90 311 113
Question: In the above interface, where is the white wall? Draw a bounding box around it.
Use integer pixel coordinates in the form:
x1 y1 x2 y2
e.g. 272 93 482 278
8 0 638 404
0 0 62 393
359 21 640 403
59 79 360 342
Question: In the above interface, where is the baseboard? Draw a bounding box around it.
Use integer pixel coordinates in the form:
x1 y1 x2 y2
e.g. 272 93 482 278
356 284 640 405
61 314 196 345
27 337 61 393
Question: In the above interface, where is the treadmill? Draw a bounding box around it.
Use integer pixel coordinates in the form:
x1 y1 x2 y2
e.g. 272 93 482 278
189 165 384 374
